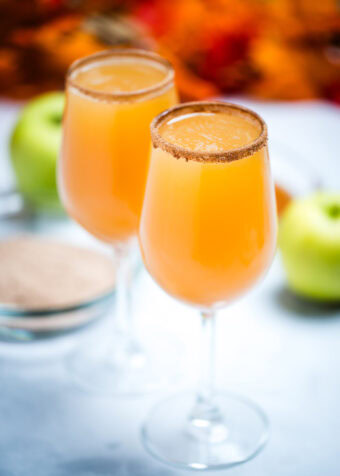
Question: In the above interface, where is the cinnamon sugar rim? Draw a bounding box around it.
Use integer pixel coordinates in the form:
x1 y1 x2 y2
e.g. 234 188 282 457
150 101 268 162
67 49 174 102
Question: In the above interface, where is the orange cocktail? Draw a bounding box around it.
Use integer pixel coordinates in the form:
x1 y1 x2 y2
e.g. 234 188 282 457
140 102 277 308
59 49 177 243
139 102 277 469
57 50 178 395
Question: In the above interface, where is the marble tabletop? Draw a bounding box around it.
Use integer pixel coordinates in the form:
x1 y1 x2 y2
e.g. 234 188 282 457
0 99 339 476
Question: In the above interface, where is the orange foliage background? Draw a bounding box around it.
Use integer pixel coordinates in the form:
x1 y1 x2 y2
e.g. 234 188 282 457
0 0 339 102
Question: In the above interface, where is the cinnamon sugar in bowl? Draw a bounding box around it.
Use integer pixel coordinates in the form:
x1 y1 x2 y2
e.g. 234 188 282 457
0 236 116 341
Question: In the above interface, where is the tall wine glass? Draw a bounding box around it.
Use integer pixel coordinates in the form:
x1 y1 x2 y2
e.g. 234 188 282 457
58 49 178 394
139 102 277 469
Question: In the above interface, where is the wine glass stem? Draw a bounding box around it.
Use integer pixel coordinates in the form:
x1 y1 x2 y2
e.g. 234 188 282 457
187 309 229 443
114 241 135 340
197 309 216 407
111 241 146 369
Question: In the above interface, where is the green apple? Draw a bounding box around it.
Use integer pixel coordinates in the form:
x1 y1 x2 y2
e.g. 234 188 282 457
10 92 65 211
279 192 340 302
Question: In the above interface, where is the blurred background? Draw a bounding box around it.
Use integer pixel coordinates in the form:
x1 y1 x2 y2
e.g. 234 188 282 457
1 0 339 102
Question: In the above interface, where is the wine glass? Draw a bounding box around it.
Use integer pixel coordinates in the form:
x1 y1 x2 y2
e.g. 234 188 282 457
139 101 277 469
58 49 178 394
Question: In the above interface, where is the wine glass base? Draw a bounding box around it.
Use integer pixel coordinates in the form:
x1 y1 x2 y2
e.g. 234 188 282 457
66 331 183 396
141 392 269 471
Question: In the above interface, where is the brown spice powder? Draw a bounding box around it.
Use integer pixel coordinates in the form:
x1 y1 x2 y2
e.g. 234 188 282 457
0 236 116 311
151 101 268 163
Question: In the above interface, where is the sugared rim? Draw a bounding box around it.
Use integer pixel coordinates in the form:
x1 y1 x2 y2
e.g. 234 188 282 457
67 48 175 102
150 101 268 162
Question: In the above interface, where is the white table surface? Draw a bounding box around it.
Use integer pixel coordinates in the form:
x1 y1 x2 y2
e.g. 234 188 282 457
0 98 339 476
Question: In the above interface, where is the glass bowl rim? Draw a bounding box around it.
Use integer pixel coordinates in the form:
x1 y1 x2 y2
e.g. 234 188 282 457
0 287 115 317
67 48 175 103
150 101 268 163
